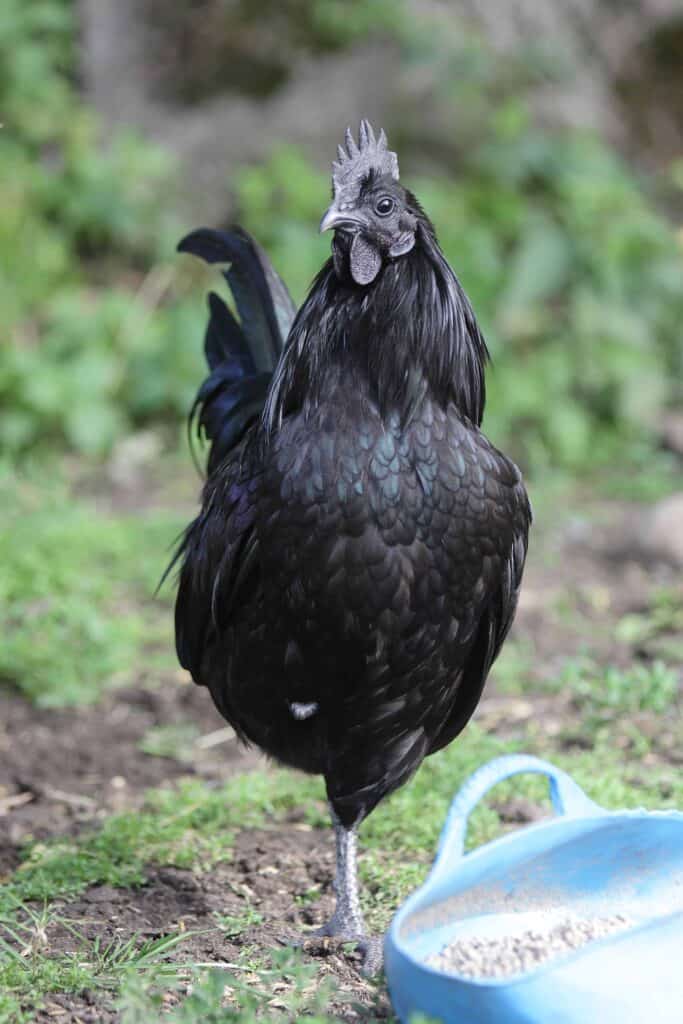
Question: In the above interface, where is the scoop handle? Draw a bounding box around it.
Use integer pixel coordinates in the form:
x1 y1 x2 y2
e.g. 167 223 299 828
431 754 602 883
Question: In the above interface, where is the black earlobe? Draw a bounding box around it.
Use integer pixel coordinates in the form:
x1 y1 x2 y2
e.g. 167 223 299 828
389 233 415 258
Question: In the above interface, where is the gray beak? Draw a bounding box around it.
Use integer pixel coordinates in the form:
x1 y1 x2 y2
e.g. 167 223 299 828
319 205 363 233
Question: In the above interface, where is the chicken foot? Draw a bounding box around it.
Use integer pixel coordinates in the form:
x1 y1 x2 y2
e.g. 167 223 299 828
313 809 383 976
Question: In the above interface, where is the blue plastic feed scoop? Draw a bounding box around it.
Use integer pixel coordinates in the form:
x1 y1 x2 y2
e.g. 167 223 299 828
385 754 683 1024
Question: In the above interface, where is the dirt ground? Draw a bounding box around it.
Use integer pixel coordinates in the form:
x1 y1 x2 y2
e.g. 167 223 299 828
29 830 390 1023
0 682 263 848
1 495 681 1022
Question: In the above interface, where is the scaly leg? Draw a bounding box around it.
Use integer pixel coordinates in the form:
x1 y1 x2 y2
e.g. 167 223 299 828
314 808 383 975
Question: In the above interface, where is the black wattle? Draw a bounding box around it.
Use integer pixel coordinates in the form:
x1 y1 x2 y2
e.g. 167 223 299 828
350 233 382 285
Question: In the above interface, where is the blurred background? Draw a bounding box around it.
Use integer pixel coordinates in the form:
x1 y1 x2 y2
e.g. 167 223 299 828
1 4 683 1020
3 0 683 474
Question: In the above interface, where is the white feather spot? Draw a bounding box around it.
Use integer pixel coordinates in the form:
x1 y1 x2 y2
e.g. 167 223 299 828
290 701 319 721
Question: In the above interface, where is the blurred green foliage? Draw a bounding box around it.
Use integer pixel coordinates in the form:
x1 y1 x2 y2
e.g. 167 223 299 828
0 0 204 455
1 0 682 473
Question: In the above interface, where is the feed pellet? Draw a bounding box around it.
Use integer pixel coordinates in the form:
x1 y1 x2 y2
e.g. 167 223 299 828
426 914 632 978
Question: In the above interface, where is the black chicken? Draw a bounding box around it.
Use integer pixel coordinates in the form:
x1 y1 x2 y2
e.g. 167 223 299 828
171 121 531 973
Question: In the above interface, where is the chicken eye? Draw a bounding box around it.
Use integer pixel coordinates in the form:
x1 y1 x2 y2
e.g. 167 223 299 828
375 196 395 217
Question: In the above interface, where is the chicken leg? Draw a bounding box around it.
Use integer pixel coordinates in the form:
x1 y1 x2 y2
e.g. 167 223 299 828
315 809 383 976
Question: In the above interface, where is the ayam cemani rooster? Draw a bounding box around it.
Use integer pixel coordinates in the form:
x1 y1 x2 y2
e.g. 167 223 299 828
170 121 531 973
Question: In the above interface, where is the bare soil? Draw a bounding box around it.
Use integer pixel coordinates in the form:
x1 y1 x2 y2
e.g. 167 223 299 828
0 682 264 854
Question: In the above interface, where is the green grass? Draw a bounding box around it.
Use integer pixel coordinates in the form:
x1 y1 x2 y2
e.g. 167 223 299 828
0 465 183 706
488 636 536 695
0 897 199 1024
616 585 683 662
213 905 264 939
556 657 679 715
118 948 350 1024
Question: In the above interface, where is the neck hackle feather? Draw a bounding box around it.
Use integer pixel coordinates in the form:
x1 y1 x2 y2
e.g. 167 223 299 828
262 208 489 440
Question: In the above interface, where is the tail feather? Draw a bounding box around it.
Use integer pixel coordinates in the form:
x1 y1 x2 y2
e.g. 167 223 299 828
178 227 296 374
178 227 297 473
203 291 254 374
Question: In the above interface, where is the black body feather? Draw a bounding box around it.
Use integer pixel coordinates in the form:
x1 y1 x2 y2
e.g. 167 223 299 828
173 216 531 829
